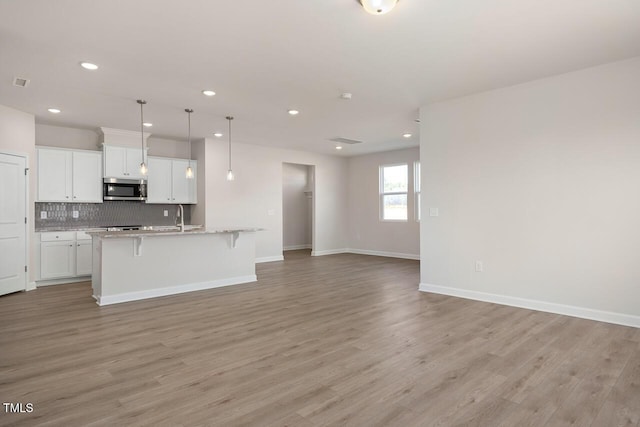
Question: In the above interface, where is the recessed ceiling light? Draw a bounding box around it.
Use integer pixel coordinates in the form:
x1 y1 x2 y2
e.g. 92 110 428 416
288 109 299 116
335 146 343 150
143 122 153 127
47 108 61 114
202 90 216 97
80 62 99 70
214 132 223 138
403 133 412 138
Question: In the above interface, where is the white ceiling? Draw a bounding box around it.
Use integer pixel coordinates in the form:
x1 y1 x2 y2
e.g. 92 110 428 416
1 0 639 156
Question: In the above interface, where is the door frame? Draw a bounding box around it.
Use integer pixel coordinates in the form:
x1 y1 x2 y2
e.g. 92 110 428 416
0 150 31 292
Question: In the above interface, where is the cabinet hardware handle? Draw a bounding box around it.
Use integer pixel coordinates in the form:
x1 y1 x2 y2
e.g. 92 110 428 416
69 245 73 247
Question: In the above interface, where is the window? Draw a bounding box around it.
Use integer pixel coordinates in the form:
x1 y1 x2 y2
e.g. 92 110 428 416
380 164 408 220
414 161 421 221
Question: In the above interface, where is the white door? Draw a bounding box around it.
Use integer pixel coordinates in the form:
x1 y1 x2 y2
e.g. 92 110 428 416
171 159 190 203
146 157 173 203
37 148 71 201
75 240 92 276
103 145 127 178
0 153 27 296
125 148 144 179
40 241 75 279
72 151 103 202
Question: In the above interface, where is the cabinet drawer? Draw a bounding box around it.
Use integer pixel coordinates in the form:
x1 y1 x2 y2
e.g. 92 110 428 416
76 231 92 241
41 232 76 242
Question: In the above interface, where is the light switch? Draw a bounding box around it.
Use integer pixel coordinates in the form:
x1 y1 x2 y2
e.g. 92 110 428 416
475 261 484 272
267 209 275 216
72 210 79 219
163 210 169 217
429 208 439 217
40 211 47 219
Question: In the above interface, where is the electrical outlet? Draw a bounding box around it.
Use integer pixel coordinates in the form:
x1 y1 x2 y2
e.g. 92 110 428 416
40 211 47 219
429 207 439 217
475 261 484 272
267 209 275 216
163 210 168 217
72 210 79 219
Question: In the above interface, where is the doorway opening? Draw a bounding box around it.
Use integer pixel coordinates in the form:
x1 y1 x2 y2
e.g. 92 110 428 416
282 163 314 259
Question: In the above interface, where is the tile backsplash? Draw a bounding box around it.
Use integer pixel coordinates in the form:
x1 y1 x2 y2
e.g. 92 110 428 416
35 201 192 231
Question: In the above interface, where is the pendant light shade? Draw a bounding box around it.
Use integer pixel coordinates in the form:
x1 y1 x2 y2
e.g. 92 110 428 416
137 99 148 176
358 0 398 15
185 108 194 179
226 116 235 181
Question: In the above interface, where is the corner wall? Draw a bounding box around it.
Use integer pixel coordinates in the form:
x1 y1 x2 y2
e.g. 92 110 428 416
419 57 640 326
201 138 348 261
0 104 36 286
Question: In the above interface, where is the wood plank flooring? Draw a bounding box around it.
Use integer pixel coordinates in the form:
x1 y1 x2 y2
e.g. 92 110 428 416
1 250 638 426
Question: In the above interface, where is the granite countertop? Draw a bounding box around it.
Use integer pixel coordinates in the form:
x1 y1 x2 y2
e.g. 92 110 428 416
86 226 262 238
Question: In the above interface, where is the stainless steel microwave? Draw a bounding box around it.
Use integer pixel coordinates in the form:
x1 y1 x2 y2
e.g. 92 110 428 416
103 178 147 201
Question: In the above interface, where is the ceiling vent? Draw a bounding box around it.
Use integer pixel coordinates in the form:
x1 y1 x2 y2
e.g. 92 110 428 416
13 77 30 87
329 137 363 145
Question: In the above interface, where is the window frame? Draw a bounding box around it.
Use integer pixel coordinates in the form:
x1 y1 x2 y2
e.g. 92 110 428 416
379 163 409 222
414 161 421 222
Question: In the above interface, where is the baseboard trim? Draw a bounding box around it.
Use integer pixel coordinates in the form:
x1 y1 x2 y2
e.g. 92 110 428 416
255 255 285 263
36 276 91 287
95 275 258 306
283 244 312 251
347 248 420 260
27 281 37 291
419 283 640 329
311 248 349 257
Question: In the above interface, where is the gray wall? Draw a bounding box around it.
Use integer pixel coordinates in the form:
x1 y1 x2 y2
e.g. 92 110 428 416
419 57 640 325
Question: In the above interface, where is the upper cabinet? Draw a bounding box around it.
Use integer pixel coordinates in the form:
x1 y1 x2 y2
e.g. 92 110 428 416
103 145 146 180
37 148 102 203
147 157 197 204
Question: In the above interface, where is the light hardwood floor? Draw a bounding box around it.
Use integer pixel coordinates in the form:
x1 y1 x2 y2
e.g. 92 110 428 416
1 250 639 426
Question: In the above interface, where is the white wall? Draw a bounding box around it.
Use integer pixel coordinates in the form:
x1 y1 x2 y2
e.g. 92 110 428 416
0 104 36 285
282 163 312 250
347 147 420 259
35 124 189 158
199 138 348 261
419 57 640 326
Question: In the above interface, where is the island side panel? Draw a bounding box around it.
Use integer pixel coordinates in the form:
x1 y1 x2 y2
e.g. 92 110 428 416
97 232 256 305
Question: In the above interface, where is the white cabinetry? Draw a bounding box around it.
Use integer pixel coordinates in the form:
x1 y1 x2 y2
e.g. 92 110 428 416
39 231 93 280
37 148 102 203
103 145 146 179
147 157 197 204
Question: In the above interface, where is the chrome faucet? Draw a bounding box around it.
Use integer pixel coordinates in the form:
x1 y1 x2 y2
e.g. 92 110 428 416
177 204 185 232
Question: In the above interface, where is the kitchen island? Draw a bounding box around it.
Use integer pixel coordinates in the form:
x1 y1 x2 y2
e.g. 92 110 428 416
87 227 260 305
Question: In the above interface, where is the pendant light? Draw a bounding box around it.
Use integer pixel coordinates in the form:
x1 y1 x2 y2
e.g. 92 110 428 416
226 116 235 181
358 0 398 15
185 108 194 179
137 99 148 176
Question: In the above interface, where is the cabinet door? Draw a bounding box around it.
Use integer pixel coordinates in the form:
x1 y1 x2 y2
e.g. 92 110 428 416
188 161 197 204
75 240 92 276
125 148 144 179
171 159 190 203
103 146 127 178
72 151 103 202
146 157 173 203
41 241 75 279
38 149 72 202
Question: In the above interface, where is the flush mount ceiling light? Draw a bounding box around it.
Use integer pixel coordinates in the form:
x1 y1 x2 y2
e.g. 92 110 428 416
80 62 99 70
202 90 216 97
288 109 299 116
226 116 235 181
335 145 343 150
358 0 398 15
185 108 194 179
137 99 148 176
403 133 412 138
143 122 153 127
47 108 61 114
213 132 223 138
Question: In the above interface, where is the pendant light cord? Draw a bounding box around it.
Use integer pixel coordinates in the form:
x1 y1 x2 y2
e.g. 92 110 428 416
227 116 233 170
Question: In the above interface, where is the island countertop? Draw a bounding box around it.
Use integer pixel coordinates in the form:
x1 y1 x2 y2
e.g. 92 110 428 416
86 226 262 239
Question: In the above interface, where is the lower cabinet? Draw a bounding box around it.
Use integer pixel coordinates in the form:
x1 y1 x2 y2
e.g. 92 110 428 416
39 231 92 280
